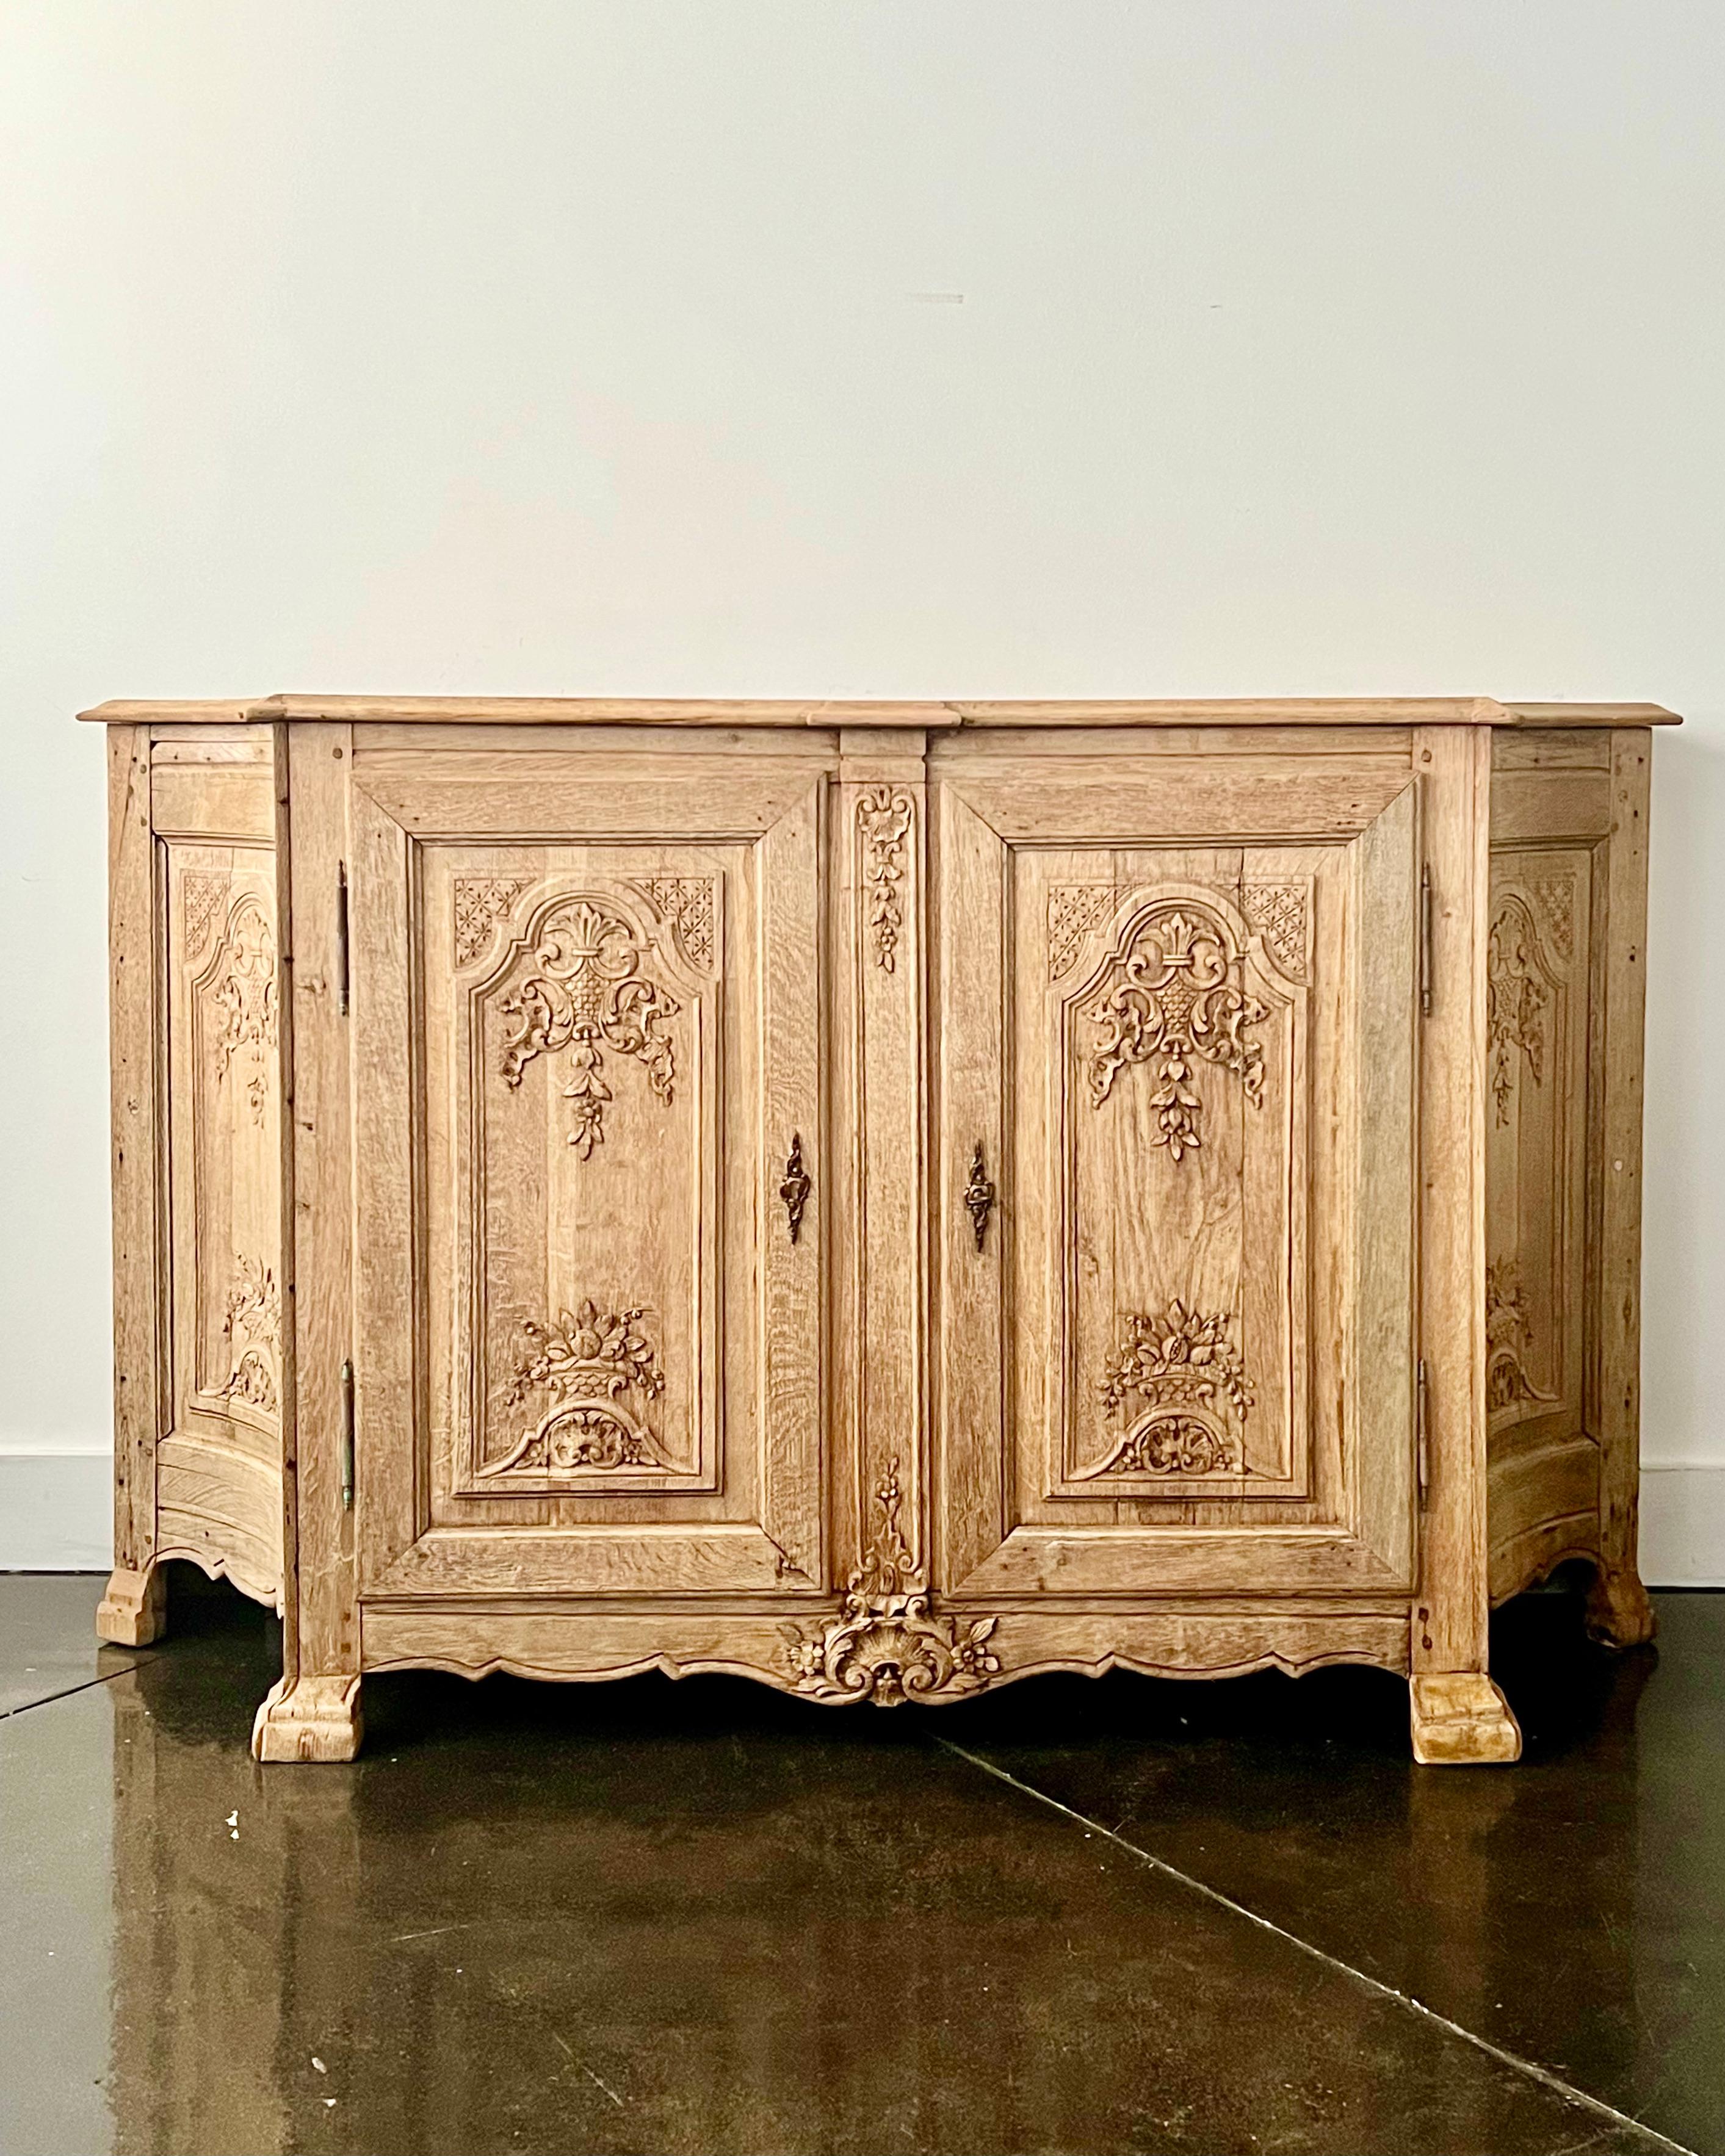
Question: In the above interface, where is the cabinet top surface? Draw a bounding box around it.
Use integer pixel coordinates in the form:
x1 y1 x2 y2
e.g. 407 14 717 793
77 693 1680 729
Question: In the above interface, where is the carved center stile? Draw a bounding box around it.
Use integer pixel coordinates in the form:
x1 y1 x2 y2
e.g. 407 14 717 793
784 1463 1000 1704
856 788 914 973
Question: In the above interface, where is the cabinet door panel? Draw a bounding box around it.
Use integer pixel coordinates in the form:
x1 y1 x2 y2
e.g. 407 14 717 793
936 761 1419 1598
351 757 826 1600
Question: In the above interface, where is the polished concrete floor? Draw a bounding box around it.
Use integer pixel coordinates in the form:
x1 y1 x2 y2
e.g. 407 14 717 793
0 1573 1718 2156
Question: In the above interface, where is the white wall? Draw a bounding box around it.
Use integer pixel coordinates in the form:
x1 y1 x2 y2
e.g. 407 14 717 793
2 2 1721 1576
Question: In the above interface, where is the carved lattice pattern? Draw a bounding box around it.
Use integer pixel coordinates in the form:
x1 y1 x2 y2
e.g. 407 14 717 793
1242 884 1308 981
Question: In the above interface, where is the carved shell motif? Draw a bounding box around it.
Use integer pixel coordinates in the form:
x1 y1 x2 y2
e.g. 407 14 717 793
784 1463 1000 1704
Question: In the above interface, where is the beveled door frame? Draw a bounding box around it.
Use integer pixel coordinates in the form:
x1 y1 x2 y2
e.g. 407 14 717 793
932 751 1423 1603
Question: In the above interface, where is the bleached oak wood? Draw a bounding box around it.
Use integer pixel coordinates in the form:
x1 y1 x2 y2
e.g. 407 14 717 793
81 696 1682 730
1411 726 1494 1698
1409 1672 1521 1764
251 1674 363 1762
96 1564 165 1647
268 724 361 1746
89 698 1672 1761
1588 732 1656 1646
1483 729 1656 1646
102 726 161 1626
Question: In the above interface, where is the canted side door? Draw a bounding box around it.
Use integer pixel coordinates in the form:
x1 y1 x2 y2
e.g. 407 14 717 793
935 742 1420 1598
349 733 828 1601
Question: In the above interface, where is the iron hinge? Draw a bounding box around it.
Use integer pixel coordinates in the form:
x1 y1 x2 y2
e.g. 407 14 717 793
336 862 350 1016
1416 1357 1430 1509
339 1357 355 1511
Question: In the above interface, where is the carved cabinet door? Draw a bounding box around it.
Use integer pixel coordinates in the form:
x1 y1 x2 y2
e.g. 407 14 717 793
346 738 828 1603
933 748 1421 1599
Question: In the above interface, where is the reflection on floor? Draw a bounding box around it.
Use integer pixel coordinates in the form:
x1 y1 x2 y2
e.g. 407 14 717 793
0 1571 1717 2156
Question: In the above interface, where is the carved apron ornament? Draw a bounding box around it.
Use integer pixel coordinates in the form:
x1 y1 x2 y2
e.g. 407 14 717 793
497 898 678 1158
785 1463 1000 1704
486 1300 679 1475
1080 1300 1254 1479
1083 903 1266 1161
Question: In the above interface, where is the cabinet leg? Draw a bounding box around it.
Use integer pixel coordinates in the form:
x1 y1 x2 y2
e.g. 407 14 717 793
1409 1673 1522 1765
251 1675 364 1762
96 1563 165 1646
1585 1562 1657 1649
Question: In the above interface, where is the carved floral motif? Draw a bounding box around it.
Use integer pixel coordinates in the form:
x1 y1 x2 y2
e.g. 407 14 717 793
631 876 716 971
1242 884 1309 981
207 896 278 1124
1486 1261 1556 1413
1487 896 1550 1127
485 1299 679 1476
1079 1300 1253 1478
497 898 678 1158
1083 903 1267 1161
857 788 914 973
454 878 526 967
785 1462 1000 1704
219 1256 281 1416
1047 884 1116 982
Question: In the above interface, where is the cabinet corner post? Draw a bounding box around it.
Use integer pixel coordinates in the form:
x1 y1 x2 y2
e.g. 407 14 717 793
1411 725 1493 1681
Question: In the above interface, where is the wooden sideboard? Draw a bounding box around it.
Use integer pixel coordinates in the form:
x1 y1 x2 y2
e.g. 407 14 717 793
85 696 1676 1764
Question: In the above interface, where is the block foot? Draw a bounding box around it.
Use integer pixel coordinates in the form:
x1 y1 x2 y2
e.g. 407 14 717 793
1409 1673 1521 1765
1585 1564 1657 1649
96 1564 165 1646
251 1675 364 1762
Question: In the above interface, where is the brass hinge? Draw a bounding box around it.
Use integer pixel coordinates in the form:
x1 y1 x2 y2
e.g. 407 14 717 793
1419 864 1433 1017
339 1357 355 1511
336 862 350 1016
1416 1357 1430 1509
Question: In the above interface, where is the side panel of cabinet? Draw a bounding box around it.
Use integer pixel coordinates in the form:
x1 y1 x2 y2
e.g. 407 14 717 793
935 747 1420 1600
349 738 829 1604
1486 730 1647 1608
121 735 288 1610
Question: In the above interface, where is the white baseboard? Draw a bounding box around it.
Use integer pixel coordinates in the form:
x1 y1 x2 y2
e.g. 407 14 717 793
2 1450 1722 1586
0 1452 114 1571
1637 1463 1725 1588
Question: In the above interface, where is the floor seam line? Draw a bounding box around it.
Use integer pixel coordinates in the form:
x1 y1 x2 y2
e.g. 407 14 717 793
0 1663 150 1722
938 1738 1698 2156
